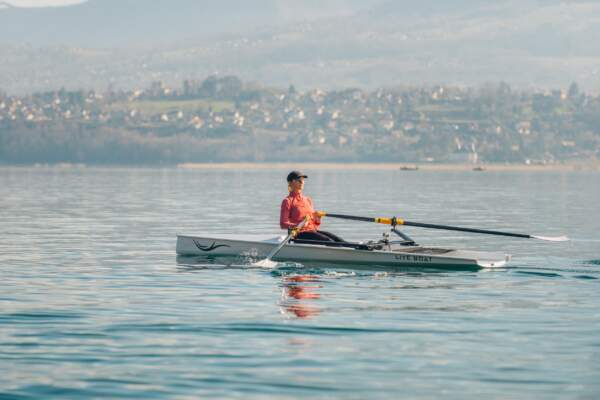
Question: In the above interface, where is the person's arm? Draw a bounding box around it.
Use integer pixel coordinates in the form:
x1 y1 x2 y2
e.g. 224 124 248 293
280 198 295 229
308 197 321 227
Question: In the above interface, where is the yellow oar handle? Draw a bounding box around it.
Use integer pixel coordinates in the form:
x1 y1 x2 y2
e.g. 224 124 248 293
374 217 405 225
289 216 311 238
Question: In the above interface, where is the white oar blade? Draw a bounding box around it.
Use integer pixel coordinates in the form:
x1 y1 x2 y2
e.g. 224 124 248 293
252 218 308 268
252 258 280 268
532 235 569 242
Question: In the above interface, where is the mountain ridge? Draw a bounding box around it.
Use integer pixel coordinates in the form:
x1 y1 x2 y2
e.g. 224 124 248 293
0 0 383 47
1 0 599 93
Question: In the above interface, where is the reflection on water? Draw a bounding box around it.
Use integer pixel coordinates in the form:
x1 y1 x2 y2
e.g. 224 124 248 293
176 257 324 319
280 275 322 319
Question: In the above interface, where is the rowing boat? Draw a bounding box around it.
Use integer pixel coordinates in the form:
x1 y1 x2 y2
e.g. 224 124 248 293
176 211 568 269
175 233 511 269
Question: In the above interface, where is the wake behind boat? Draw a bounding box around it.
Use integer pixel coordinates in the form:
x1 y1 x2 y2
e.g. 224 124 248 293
176 233 511 269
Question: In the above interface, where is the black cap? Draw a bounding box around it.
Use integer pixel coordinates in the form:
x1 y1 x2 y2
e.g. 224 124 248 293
286 170 308 182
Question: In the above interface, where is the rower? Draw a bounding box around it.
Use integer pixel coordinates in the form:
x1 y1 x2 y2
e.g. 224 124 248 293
280 170 344 244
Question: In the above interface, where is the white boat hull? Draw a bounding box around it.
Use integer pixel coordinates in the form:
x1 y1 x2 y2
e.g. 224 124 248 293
176 234 510 269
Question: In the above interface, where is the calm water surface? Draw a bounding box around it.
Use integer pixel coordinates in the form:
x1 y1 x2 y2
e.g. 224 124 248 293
1 167 599 399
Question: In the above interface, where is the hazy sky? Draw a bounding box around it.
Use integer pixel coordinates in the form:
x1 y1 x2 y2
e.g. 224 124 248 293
7 0 84 7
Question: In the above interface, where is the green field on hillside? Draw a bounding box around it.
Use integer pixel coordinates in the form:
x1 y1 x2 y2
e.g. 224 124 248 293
111 99 235 114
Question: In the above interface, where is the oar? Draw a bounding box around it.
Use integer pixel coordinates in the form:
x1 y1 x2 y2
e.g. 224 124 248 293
322 213 569 242
253 217 309 268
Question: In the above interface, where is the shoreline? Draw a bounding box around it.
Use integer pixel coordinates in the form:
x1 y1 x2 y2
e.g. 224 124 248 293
1 161 598 172
177 161 600 172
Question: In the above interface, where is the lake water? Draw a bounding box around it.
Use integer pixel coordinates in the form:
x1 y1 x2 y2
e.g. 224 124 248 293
1 166 599 399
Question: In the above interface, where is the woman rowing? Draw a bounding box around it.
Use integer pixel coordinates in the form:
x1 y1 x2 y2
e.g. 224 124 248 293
280 170 344 243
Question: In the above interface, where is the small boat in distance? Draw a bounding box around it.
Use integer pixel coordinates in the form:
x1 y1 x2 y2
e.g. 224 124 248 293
473 166 486 171
399 165 419 171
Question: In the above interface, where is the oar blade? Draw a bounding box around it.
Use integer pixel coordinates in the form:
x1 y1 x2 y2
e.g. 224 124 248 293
532 235 570 242
252 217 309 267
253 258 280 268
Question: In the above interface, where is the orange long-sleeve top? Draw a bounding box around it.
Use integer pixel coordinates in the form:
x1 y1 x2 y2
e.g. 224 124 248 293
280 191 321 232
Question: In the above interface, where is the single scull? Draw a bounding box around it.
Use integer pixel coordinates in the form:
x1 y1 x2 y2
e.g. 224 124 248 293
176 212 568 269
176 233 510 269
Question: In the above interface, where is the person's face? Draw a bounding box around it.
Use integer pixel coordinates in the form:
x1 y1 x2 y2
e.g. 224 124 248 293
290 177 305 191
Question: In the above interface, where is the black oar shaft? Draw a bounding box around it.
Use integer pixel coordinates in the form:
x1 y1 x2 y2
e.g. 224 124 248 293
325 213 532 239
325 213 376 223
401 221 531 238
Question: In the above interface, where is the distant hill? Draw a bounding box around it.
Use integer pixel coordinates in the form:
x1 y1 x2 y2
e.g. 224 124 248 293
366 0 489 16
0 0 380 47
1 0 600 93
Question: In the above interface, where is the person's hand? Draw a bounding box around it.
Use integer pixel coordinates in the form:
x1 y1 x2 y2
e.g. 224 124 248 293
290 227 300 238
312 211 325 221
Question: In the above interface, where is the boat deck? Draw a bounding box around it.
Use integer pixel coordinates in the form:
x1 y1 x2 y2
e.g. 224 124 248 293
392 247 453 255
